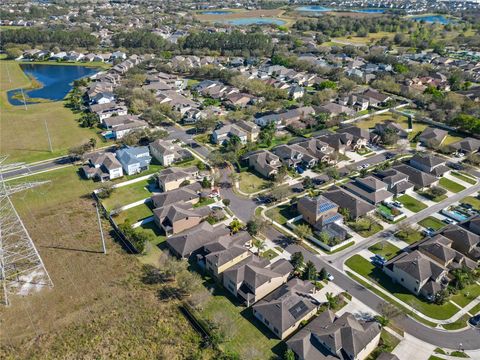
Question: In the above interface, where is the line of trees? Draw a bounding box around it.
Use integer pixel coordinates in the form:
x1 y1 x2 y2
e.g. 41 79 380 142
1 28 99 49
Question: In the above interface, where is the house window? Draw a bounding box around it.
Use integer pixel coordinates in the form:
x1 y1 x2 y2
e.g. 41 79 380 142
401 278 404 282
265 319 269 326
273 327 279 334
414 288 417 292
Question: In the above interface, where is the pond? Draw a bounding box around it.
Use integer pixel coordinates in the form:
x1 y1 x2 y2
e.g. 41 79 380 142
410 15 452 24
222 17 286 26
7 63 100 106
296 6 332 12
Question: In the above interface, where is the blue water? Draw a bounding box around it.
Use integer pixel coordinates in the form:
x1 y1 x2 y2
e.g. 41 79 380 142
222 17 286 26
353 9 385 13
411 15 451 24
451 210 469 221
202 10 233 15
7 63 99 106
296 6 332 12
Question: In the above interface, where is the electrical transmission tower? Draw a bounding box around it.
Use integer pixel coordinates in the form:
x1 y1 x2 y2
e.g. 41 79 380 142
0 156 53 306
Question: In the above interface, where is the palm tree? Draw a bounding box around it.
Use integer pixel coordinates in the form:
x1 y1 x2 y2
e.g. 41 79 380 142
252 238 266 255
325 292 338 310
229 219 242 234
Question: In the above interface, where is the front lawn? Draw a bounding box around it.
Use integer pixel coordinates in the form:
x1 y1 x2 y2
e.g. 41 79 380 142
368 241 401 260
238 171 272 194
193 197 215 208
442 315 469 331
395 229 424 244
397 194 428 213
346 217 383 238
260 249 278 260
345 255 460 320
461 196 480 211
451 172 477 185
418 216 445 231
439 177 466 193
265 204 299 225
450 283 480 308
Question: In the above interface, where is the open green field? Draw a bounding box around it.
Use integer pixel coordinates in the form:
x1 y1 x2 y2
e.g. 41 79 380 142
238 171 272 194
333 31 394 45
345 255 460 320
397 194 427 213
0 60 103 164
418 216 445 231
439 177 466 193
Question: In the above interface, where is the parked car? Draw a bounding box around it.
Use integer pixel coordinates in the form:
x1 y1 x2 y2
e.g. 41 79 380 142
327 272 334 281
392 201 403 208
296 166 305 174
423 228 435 236
372 254 386 266
443 218 456 225
447 162 464 170
469 315 480 328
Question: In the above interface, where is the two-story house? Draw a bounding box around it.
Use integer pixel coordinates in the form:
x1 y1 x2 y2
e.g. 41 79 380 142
157 166 199 192
245 150 282 179
343 176 394 205
297 195 342 230
116 146 152 176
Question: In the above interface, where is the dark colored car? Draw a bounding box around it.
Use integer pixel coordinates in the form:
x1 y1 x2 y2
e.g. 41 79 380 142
469 315 480 328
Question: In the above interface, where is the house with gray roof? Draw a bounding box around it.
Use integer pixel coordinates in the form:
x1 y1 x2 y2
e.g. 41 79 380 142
322 186 375 220
149 139 192 166
298 195 342 230
374 121 408 141
157 166 199 192
151 182 201 209
286 310 381 360
82 152 123 182
342 176 394 205
392 164 438 190
224 256 293 306
384 250 448 301
116 146 152 176
418 127 448 148
442 225 480 261
245 150 282 179
252 278 318 339
449 137 480 155
166 222 230 258
409 153 450 177
153 201 210 237
374 169 414 196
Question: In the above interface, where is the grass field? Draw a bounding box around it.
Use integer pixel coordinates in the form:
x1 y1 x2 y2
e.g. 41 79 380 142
2 166 202 359
238 171 272 194
333 31 394 45
345 255 460 320
265 204 299 225
395 229 424 244
397 194 428 213
368 241 401 260
461 196 480 211
451 172 477 185
0 60 103 164
114 202 154 225
418 216 445 231
450 283 480 308
439 177 466 193
101 180 153 212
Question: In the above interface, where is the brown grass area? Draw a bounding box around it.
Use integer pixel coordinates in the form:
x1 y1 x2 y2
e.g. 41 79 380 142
196 9 283 21
0 167 202 359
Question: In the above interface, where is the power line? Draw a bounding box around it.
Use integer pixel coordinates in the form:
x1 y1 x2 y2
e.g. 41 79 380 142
44 119 53 153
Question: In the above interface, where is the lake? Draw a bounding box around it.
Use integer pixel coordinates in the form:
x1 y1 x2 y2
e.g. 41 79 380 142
222 17 286 26
296 6 332 12
410 15 452 24
7 63 99 106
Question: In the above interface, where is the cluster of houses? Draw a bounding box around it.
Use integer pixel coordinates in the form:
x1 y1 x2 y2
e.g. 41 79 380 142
384 216 480 301
19 49 128 63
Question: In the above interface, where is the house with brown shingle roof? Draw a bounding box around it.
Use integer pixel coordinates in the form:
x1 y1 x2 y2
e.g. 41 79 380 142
245 150 282 179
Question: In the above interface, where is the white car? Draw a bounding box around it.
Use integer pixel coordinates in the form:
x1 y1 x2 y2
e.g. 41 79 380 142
327 272 334 281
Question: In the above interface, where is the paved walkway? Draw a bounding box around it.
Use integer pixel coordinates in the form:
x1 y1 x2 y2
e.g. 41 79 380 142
392 333 436 360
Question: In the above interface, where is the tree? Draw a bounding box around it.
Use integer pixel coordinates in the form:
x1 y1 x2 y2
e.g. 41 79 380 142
269 186 290 202
201 176 211 189
176 270 203 297
303 260 318 281
338 207 351 221
326 167 340 184
290 252 304 273
325 292 338 309
247 216 266 236
284 349 295 360
252 238 266 255
274 165 289 184
318 267 328 281
96 183 115 199
195 116 217 133
294 223 313 240
222 198 231 207
302 176 314 189
229 219 242 234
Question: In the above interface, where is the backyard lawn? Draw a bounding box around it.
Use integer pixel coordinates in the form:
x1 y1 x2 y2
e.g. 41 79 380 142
265 204 299 225
114 203 154 225
345 255 460 320
439 177 466 193
461 196 480 211
101 180 153 211
397 194 427 213
418 216 445 231
238 171 271 194
368 241 401 260
261 249 279 260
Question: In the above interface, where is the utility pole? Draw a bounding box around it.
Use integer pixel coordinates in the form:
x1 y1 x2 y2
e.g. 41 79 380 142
0 156 53 306
44 119 53 153
95 203 106 254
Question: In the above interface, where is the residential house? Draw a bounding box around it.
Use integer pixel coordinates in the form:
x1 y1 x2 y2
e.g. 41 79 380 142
236 120 260 142
449 137 480 155
82 152 123 181
383 250 448 301
374 169 415 196
464 216 480 236
166 222 230 258
286 310 382 360
90 102 128 121
361 89 392 107
298 195 342 230
392 164 439 190
224 92 253 108
297 138 336 164
151 183 201 209
343 176 394 205
317 102 355 118
212 124 248 145
116 146 152 176
223 256 293 306
322 186 376 220
245 150 282 179
374 121 408 141
153 201 210 236
149 139 192 166
409 153 450 177
442 225 480 261
102 115 148 140
272 144 316 169
252 278 319 339
418 127 448 148
157 166 199 192
90 91 115 105
317 133 358 153
255 106 315 128
336 126 371 148
201 231 252 279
